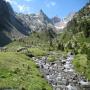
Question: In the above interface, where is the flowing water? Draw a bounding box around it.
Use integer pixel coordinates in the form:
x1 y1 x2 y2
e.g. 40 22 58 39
32 52 90 90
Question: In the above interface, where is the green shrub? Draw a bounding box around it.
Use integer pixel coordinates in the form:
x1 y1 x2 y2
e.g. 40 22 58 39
47 55 56 62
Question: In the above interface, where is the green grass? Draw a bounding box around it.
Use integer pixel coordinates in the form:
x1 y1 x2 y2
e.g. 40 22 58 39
73 54 90 80
0 52 52 90
6 31 56 53
28 47 47 57
47 55 56 62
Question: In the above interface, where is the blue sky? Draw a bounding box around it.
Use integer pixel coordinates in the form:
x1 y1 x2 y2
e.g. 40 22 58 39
5 0 88 18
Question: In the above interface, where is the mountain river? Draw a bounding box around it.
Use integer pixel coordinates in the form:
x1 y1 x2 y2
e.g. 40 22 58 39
32 52 90 90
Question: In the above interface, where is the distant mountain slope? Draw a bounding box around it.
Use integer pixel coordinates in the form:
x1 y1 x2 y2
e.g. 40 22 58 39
17 10 55 32
0 0 31 46
52 13 75 32
51 16 61 24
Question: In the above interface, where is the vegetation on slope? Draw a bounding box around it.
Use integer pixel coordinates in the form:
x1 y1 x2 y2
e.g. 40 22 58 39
55 3 90 79
0 52 52 90
73 54 90 80
0 29 58 89
6 30 56 51
67 2 90 37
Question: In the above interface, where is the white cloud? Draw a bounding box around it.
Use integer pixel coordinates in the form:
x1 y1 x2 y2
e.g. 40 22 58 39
5 0 12 3
46 1 56 8
51 1 56 6
25 0 32 1
18 5 26 12
5 0 17 5
5 0 30 13
17 5 30 13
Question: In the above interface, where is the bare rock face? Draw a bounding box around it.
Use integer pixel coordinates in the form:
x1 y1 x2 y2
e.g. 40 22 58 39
17 9 55 32
0 0 31 46
51 16 61 24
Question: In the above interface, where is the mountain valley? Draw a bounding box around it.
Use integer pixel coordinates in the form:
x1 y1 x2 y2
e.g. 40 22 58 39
0 0 90 90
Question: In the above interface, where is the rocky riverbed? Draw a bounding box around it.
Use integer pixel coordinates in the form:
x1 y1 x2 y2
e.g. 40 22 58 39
32 52 90 90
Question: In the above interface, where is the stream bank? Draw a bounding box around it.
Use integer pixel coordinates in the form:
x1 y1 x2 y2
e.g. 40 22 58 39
32 52 90 90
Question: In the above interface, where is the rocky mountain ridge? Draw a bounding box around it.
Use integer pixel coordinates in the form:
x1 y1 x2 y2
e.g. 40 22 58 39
16 10 55 32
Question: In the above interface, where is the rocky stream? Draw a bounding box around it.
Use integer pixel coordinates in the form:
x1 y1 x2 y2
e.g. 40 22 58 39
32 52 90 90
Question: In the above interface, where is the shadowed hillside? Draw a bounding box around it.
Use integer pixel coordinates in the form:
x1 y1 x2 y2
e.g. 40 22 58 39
0 0 31 46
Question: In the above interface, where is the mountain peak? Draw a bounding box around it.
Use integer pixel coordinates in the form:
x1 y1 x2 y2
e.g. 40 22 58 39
39 9 44 13
37 9 46 16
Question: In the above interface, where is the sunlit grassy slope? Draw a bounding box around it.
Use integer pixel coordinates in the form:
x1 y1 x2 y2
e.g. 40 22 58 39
6 31 54 52
0 52 52 90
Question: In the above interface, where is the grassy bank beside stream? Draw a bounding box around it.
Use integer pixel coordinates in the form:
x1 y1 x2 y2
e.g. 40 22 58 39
0 52 52 90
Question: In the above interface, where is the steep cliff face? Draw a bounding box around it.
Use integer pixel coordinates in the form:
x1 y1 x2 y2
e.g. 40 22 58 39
0 0 31 46
51 16 61 24
17 10 55 32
